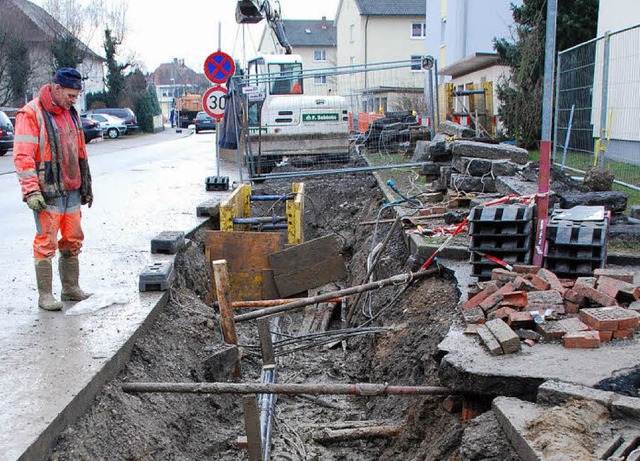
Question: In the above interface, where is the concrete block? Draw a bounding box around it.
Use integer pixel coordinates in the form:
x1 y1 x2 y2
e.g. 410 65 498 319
563 330 600 349
196 199 220 217
150 231 185 254
611 395 640 420
485 318 521 354
412 140 430 161
536 380 616 407
419 162 442 178
559 190 627 213
450 173 496 193
576 276 597 287
451 140 529 164
515 329 541 342
438 120 475 138
594 268 635 284
492 397 545 461
477 325 503 355
139 260 174 292
630 205 640 220
203 345 239 382
452 156 518 177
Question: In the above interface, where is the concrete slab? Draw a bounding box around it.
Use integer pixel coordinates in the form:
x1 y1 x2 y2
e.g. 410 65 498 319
492 397 544 461
438 326 640 398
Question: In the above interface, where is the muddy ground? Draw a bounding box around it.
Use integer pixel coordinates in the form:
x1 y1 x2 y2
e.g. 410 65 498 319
48 170 520 461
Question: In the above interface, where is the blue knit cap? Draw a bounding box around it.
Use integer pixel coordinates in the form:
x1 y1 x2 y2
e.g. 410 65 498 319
53 68 83 90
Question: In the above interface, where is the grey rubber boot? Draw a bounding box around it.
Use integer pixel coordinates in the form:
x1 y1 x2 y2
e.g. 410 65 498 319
59 255 91 301
35 258 63 311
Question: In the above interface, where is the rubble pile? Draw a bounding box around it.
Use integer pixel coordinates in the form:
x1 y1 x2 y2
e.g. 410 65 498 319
356 110 429 153
462 266 640 352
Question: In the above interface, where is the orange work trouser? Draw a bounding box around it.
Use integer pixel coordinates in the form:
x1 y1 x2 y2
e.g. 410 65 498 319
33 189 84 259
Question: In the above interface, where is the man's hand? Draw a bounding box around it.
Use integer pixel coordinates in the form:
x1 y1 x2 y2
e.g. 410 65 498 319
27 192 47 212
82 195 93 208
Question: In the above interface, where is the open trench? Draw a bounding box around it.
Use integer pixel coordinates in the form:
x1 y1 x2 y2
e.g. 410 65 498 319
48 172 520 461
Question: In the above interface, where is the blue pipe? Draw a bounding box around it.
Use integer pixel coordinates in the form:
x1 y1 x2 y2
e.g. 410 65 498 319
250 195 289 201
233 216 286 224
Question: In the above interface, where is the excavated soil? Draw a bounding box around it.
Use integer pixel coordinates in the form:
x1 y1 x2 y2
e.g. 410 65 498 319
47 171 520 461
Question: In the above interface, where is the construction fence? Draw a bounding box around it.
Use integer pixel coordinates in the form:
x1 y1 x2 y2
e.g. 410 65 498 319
229 58 433 183
554 24 640 190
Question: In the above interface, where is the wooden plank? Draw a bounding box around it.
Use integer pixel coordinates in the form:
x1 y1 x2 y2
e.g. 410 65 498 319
261 269 280 300
257 318 275 367
205 231 285 301
268 234 347 298
242 395 262 461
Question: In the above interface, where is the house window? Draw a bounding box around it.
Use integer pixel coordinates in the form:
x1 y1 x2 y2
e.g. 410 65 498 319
350 24 356 42
314 50 327 62
411 55 423 71
314 75 327 85
411 22 426 39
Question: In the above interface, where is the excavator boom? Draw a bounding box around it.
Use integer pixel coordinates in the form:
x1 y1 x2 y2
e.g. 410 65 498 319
235 0 292 54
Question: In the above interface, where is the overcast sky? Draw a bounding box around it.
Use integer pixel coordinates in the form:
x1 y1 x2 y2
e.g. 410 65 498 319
123 0 341 72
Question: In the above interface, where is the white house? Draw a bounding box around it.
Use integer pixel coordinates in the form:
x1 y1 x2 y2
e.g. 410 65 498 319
334 0 427 114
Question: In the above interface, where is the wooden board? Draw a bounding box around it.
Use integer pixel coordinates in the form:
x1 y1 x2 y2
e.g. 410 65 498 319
268 234 347 298
205 231 285 301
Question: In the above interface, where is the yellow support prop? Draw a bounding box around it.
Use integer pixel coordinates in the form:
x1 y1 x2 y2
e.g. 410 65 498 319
220 184 252 232
287 182 305 245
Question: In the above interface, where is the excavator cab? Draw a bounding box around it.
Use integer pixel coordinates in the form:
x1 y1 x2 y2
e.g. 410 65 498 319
236 0 264 24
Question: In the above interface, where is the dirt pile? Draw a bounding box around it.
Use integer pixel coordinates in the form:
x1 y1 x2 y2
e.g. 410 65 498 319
47 171 519 461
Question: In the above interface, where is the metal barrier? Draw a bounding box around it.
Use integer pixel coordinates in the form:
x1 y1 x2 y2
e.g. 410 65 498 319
554 24 640 190
230 59 432 182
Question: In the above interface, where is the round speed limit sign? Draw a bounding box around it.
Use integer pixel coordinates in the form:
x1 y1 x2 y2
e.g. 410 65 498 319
202 86 228 121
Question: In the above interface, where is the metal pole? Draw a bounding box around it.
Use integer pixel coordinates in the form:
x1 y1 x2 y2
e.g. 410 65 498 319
597 33 611 168
122 381 453 396
428 66 436 139
552 52 562 164
434 58 440 131
533 0 557 267
561 104 575 170
215 120 221 177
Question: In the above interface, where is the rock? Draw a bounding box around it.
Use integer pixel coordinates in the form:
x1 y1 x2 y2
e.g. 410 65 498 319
412 140 430 162
583 167 614 191
420 162 442 178
450 173 497 193
459 411 521 461
558 191 628 213
451 140 529 165
438 120 475 138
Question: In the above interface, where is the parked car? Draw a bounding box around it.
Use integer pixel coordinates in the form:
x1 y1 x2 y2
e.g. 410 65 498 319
81 116 103 142
194 111 216 133
0 110 14 156
85 113 127 139
84 108 138 134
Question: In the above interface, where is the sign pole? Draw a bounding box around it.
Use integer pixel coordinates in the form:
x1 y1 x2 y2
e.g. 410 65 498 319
215 120 221 178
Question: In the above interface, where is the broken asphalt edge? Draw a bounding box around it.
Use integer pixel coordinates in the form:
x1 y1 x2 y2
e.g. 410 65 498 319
20 215 217 461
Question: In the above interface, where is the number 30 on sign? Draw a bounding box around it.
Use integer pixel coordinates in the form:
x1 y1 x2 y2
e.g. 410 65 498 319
202 86 228 121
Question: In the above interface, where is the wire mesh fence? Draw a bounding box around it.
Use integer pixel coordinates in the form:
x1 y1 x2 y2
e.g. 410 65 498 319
554 24 640 190
229 57 432 182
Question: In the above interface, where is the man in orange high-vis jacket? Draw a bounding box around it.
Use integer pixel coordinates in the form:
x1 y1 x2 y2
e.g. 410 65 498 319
13 68 93 311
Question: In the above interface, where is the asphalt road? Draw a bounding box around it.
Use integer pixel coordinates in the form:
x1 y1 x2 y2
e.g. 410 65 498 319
0 127 242 461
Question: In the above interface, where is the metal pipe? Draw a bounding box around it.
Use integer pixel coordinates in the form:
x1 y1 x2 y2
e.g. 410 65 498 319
231 297 343 309
235 267 439 323
255 223 288 230
122 381 452 396
233 216 286 224
254 162 428 180
250 195 289 201
452 90 485 96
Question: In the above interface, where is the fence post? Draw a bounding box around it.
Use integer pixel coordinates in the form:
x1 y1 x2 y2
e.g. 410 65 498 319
552 52 562 164
597 32 611 168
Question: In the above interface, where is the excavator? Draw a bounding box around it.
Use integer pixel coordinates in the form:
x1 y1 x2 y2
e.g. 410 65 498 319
233 0 351 176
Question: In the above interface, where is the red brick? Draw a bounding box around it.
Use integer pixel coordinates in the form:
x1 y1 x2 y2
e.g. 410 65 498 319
613 329 635 340
462 282 499 309
501 291 528 308
563 300 581 315
462 306 486 325
563 288 585 305
461 397 484 421
563 330 600 349
513 264 540 274
524 339 537 347
491 269 518 284
489 306 518 321
561 279 575 289
594 268 635 284
597 276 640 304
578 307 639 331
523 273 551 291
508 311 534 328
598 330 613 342
418 206 448 217
479 282 515 312
573 282 617 307
442 395 463 413
537 268 565 293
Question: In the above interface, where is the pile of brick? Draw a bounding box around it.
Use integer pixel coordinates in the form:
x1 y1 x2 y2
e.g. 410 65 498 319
461 266 640 351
